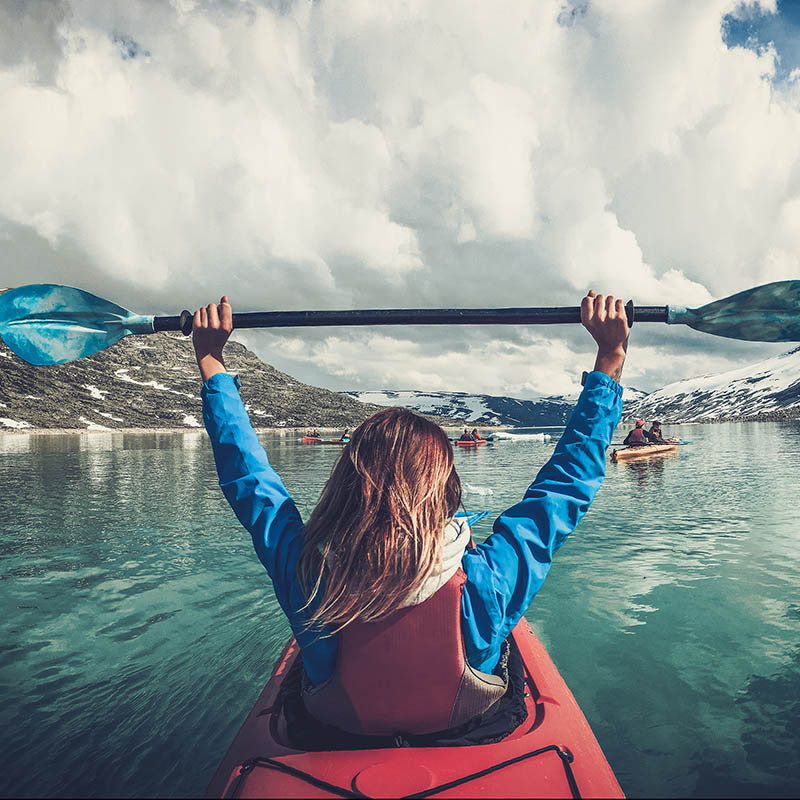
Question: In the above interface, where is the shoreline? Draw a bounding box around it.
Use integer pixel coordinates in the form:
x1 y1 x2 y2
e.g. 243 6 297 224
0 424 505 436
3 416 798 436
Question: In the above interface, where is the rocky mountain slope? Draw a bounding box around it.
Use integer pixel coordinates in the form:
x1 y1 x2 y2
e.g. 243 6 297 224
0 335 424 431
349 386 648 427
626 346 800 423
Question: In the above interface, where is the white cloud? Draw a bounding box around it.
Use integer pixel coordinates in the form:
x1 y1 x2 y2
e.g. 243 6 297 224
0 0 798 394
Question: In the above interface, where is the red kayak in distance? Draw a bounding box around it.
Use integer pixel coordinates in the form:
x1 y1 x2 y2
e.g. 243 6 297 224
455 438 489 447
206 618 624 799
300 436 349 445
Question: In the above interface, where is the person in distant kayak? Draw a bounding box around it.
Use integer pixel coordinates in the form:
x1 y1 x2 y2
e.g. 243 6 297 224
470 428 482 441
623 419 652 446
192 291 626 747
459 428 472 441
340 428 350 442
648 421 665 442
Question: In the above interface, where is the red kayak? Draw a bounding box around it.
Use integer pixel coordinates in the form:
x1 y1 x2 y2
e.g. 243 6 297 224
301 437 350 445
455 438 488 448
206 618 624 798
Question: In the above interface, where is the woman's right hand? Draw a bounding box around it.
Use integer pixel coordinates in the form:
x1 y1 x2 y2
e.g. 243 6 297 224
192 296 233 382
580 290 629 383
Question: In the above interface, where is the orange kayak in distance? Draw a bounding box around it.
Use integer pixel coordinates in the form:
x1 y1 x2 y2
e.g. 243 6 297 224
206 618 624 799
611 443 678 461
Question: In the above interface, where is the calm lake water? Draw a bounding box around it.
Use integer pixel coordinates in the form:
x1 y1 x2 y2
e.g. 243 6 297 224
1 422 799 798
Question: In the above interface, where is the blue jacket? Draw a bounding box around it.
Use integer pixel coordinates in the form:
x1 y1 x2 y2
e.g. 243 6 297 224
202 370 622 685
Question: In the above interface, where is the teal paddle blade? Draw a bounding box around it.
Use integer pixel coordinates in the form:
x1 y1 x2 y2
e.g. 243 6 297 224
668 280 800 342
0 284 154 365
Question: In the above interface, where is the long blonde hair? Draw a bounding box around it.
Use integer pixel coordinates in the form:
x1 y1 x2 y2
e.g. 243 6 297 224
296 407 461 634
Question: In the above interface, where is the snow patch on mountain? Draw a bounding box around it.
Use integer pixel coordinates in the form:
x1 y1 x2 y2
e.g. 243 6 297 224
0 417 31 428
84 384 109 400
114 368 198 399
96 410 124 422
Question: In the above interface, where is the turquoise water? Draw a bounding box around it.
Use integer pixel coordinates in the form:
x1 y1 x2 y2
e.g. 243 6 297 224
0 423 798 798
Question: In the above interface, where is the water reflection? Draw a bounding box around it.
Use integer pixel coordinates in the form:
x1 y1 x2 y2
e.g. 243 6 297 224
613 450 677 489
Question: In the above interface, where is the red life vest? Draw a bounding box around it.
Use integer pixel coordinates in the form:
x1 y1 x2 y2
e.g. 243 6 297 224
303 568 507 736
628 427 645 443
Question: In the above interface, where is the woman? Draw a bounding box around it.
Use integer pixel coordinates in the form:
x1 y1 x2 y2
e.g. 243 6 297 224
623 419 648 445
194 291 626 744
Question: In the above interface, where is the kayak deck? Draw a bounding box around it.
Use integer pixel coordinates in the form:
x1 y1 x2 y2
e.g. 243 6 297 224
611 443 678 461
206 619 623 799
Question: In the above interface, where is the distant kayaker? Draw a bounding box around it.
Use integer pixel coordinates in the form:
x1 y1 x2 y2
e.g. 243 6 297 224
623 419 653 446
459 428 472 441
648 421 665 442
340 428 350 442
470 428 482 441
192 290 627 747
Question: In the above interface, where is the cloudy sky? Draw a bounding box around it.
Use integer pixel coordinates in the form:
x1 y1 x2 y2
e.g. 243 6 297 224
1 0 799 397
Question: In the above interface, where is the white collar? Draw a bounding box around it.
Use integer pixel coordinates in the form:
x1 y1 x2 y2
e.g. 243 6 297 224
398 516 471 608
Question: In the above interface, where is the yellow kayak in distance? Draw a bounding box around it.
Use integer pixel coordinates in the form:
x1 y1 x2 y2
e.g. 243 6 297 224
611 443 679 461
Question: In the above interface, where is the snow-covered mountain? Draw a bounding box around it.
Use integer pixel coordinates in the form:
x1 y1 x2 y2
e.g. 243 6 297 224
626 346 800 422
348 386 648 427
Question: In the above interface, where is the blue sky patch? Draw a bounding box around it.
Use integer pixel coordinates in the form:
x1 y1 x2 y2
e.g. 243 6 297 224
723 0 800 81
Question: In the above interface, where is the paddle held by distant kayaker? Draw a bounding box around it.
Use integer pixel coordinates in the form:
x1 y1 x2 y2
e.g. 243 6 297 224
192 290 627 747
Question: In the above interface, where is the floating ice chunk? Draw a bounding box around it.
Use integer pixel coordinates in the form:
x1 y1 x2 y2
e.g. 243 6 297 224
464 483 494 496
491 431 551 441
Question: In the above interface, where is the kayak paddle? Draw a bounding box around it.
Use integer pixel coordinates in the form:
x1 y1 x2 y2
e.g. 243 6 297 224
1 280 799 366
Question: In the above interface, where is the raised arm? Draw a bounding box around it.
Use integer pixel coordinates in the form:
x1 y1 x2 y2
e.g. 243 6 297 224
193 298 304 601
461 292 627 671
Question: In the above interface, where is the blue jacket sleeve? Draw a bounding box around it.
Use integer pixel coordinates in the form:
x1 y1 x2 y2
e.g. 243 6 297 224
201 372 339 685
201 372 305 607
460 371 622 672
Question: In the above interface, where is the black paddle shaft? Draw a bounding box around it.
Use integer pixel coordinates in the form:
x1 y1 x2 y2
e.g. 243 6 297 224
153 302 667 336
